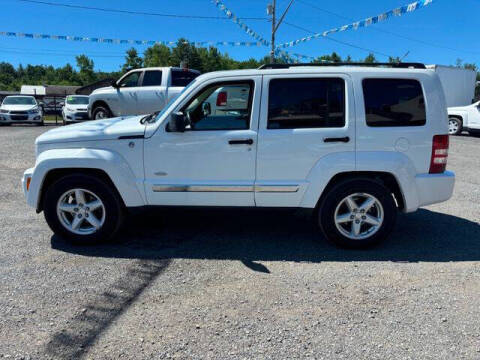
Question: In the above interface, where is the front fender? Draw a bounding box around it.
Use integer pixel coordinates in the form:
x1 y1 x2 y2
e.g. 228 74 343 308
26 148 145 209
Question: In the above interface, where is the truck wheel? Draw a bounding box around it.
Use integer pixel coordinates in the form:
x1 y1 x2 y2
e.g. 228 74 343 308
43 174 124 245
92 105 111 120
318 179 397 249
448 117 462 135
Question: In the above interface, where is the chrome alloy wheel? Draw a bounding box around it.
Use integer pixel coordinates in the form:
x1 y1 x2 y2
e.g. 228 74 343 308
448 118 459 135
334 192 384 240
56 189 106 235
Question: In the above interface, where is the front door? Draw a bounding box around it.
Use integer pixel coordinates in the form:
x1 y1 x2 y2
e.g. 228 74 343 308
116 71 141 115
144 76 262 206
255 74 355 207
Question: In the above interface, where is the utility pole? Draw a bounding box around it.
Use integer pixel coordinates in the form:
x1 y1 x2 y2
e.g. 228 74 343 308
268 0 295 63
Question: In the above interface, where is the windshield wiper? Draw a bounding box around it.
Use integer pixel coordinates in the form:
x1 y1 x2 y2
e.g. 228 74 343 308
140 111 161 124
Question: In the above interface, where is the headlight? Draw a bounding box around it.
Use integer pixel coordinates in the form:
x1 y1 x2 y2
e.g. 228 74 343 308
28 107 40 114
0 109 9 113
66 107 74 112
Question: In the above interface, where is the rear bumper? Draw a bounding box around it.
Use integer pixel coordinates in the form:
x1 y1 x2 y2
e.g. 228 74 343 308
413 171 455 209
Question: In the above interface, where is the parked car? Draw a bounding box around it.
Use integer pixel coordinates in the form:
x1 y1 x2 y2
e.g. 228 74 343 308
447 101 480 135
22 63 455 248
0 95 43 126
88 67 200 120
62 95 90 125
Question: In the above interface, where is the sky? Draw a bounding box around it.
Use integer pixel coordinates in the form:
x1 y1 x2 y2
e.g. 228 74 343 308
0 0 479 72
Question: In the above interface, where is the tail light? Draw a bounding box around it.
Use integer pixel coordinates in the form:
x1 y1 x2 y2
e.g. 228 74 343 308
429 135 449 174
216 91 227 106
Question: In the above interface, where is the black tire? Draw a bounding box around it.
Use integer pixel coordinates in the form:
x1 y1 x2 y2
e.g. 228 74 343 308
92 105 112 120
318 178 397 249
448 117 462 135
43 174 124 245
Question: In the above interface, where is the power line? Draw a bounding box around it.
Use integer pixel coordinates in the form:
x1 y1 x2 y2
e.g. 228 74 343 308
282 21 394 59
15 0 268 21
297 0 480 56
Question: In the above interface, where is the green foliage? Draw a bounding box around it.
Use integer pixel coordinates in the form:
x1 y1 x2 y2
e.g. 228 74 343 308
122 48 143 73
1 39 477 92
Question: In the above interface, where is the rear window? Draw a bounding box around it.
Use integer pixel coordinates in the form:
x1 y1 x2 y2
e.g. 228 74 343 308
267 78 345 129
171 70 199 87
363 79 426 127
142 71 163 86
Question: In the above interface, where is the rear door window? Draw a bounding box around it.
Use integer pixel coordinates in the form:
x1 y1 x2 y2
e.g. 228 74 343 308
171 70 199 87
363 79 426 127
142 71 163 86
267 78 345 129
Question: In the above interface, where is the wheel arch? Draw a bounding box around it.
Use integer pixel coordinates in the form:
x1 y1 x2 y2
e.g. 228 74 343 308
315 171 405 212
37 168 125 212
91 100 112 117
28 148 146 212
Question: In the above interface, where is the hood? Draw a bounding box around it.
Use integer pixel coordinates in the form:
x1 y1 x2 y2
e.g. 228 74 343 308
36 115 146 145
91 86 114 95
1 104 38 111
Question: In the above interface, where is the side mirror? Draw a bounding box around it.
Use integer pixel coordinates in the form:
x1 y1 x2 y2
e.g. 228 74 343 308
111 79 119 88
168 112 186 132
202 102 211 116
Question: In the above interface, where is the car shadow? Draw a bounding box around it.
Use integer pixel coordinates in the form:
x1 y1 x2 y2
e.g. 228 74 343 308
52 208 480 264
46 208 479 359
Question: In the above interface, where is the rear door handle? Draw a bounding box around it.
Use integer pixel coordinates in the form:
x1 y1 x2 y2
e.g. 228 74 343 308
324 136 350 143
229 139 254 145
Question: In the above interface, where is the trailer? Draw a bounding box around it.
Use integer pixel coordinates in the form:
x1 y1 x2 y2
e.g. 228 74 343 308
426 65 477 107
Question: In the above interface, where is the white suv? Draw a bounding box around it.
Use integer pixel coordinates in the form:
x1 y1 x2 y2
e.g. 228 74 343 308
22 63 455 248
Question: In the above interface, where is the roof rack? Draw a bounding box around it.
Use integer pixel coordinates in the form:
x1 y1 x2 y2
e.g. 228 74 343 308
258 62 426 70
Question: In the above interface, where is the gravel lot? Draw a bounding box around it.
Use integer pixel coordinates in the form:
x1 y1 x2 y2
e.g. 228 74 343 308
0 125 479 360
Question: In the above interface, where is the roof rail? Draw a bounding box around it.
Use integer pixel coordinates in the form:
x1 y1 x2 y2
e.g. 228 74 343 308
258 62 426 70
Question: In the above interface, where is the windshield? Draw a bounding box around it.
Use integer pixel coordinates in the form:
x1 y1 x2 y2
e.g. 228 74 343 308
151 79 197 123
3 96 36 105
66 96 89 105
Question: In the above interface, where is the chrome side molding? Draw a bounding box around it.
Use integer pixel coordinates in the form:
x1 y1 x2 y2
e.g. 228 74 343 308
152 184 299 193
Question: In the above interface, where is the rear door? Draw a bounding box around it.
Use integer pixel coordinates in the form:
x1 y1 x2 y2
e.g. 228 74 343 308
256 74 355 207
135 70 166 114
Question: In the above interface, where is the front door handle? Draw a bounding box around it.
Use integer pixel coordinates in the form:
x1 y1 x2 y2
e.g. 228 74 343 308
229 139 254 145
324 136 350 143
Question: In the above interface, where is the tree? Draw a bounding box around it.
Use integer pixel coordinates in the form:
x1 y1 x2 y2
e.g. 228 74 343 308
170 38 202 69
122 48 143 73
314 52 342 63
76 55 95 85
364 53 377 63
143 44 171 67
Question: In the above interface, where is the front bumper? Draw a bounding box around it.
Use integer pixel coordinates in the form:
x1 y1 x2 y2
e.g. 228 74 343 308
415 171 455 208
63 111 90 122
0 113 42 123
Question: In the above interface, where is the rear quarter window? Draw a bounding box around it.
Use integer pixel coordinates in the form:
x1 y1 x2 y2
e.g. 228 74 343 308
171 70 199 87
363 78 426 127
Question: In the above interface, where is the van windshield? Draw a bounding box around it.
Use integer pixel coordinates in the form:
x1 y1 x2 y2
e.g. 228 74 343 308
3 96 36 105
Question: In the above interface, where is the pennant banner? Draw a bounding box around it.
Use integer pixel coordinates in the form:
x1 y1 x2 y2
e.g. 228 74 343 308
213 0 270 46
276 0 433 49
0 31 266 47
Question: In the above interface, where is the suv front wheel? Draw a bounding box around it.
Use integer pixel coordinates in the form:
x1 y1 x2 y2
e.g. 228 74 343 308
92 105 112 120
318 179 397 248
43 174 124 244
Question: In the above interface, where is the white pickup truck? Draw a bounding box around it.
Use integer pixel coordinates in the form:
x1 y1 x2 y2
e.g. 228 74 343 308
23 63 455 248
88 67 200 120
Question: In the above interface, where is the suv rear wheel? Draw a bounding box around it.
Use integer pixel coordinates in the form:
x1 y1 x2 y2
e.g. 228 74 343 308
318 179 397 248
43 174 124 244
